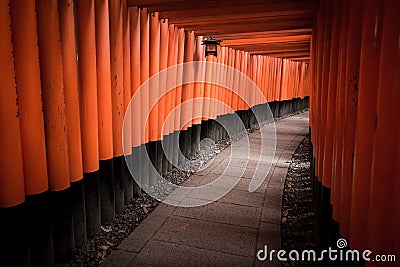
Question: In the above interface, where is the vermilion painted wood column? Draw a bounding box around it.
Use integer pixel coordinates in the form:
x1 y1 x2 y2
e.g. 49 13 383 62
122 0 133 202
159 18 170 173
166 24 177 135
0 0 25 207
169 26 179 167
322 0 340 201
331 0 349 222
75 0 101 239
239 51 246 111
149 11 162 176
36 0 70 190
75 0 99 174
129 6 142 193
222 47 230 114
140 8 150 144
95 0 115 226
95 0 113 161
130 7 141 148
214 51 220 119
175 28 185 131
349 0 380 250
193 35 204 125
182 30 195 130
149 12 160 142
245 52 252 110
59 0 84 183
10 0 48 194
110 0 126 210
203 50 213 120
313 0 325 180
209 52 217 119
232 50 241 112
339 0 362 238
123 1 132 156
250 55 257 107
367 0 400 258
318 0 333 187
227 48 234 111
110 0 124 157
159 19 169 136
280 59 287 101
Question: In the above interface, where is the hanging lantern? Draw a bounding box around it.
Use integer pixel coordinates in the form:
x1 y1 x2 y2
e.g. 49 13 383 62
202 36 222 58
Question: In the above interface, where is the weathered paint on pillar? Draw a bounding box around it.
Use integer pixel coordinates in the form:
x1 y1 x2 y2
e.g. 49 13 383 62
36 0 70 190
0 0 25 207
10 0 48 193
75 0 100 173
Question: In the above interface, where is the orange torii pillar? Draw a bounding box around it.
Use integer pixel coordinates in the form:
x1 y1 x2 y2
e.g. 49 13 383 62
160 18 171 174
218 46 227 139
0 1 28 265
311 0 324 248
166 25 177 138
191 35 204 153
109 0 125 212
148 11 161 178
222 47 230 118
95 0 115 225
170 26 180 168
367 0 400 261
60 0 88 253
222 47 229 119
10 0 48 200
129 6 142 193
36 0 76 261
339 0 361 239
9 1 52 264
331 0 349 223
217 46 228 139
122 0 134 203
175 28 185 165
349 0 380 250
162 23 176 172
75 0 101 238
323 0 340 225
182 31 196 156
202 50 213 137
315 0 334 250
58 0 86 250
140 8 150 185
59 0 83 186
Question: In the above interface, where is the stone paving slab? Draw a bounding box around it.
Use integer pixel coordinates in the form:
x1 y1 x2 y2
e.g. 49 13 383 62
152 216 258 257
101 111 309 267
129 240 254 267
172 201 261 228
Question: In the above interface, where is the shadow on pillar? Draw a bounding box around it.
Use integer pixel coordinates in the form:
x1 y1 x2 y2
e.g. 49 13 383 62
99 159 115 224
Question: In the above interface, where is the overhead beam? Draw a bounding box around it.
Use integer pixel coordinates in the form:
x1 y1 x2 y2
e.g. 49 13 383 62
167 9 313 24
189 19 313 35
227 43 310 52
249 50 310 57
213 29 312 40
221 35 310 46
127 0 316 15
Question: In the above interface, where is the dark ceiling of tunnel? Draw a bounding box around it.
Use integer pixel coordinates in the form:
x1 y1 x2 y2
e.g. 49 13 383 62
126 0 317 62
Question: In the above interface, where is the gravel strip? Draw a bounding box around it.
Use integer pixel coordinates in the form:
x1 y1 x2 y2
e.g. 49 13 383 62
281 134 316 267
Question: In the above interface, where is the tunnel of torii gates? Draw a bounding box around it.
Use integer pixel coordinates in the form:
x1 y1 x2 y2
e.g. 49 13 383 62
0 0 399 265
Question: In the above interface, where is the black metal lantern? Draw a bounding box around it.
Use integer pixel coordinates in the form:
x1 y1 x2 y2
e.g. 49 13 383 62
202 36 222 58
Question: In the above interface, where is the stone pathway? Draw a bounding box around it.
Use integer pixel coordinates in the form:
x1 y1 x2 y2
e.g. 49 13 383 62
101 111 309 267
